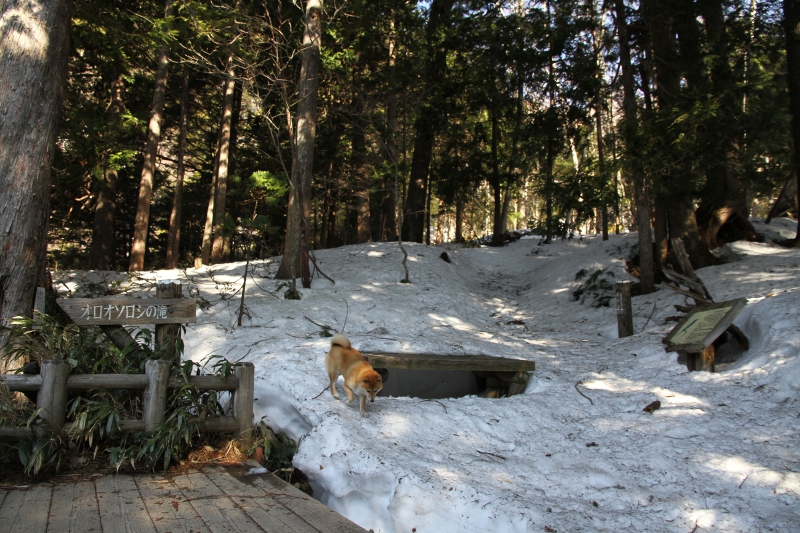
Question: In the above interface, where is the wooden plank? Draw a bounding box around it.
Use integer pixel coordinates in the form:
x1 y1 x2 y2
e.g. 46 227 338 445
1 375 42 391
0 427 35 439
3 374 239 393
670 238 696 278
362 352 535 372
211 466 318 533
173 469 263 533
67 375 148 391
251 474 368 533
47 480 102 533
662 268 709 297
95 474 157 533
0 484 52 533
659 282 714 305
135 475 209 533
57 298 197 326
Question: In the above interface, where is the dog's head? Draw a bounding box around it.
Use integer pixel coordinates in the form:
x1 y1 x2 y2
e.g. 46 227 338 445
360 370 383 402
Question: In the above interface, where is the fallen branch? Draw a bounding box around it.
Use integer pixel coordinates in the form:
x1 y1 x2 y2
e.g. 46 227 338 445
309 251 335 284
422 399 447 413
477 450 506 460
574 380 594 405
641 302 658 332
311 386 330 400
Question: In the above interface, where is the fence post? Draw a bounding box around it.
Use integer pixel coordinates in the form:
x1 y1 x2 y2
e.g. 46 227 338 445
155 280 183 363
143 359 170 432
33 287 46 330
38 359 71 431
233 363 254 446
616 280 633 338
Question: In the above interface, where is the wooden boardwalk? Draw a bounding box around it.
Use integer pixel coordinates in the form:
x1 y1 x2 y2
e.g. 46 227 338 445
0 462 367 533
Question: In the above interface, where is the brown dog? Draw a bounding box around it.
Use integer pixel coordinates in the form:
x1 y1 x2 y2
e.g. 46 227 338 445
326 334 383 417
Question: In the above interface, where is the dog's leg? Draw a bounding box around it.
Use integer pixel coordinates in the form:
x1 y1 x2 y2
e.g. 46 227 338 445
343 384 355 403
359 394 369 417
328 371 340 398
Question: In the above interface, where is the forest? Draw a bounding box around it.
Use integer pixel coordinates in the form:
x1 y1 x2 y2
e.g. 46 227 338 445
1 0 800 327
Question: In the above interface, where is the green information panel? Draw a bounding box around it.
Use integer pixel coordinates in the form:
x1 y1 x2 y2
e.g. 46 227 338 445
665 298 746 353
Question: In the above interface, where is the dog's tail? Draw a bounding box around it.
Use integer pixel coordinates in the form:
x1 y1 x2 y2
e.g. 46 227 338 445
330 333 351 349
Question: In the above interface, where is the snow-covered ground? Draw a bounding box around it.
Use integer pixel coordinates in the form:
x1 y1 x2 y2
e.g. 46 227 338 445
55 217 800 532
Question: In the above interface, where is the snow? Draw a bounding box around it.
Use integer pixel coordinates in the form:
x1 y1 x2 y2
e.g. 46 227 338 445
53 218 800 532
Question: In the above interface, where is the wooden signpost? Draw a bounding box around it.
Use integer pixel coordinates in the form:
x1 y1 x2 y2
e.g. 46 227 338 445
57 297 197 326
664 298 746 371
57 280 197 362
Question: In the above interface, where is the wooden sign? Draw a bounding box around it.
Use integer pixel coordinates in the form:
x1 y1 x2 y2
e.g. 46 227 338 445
665 298 746 353
57 298 197 326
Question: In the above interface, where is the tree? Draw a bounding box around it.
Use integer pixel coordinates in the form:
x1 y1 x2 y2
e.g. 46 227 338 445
615 0 655 293
0 0 73 349
90 74 125 270
786 0 800 241
129 0 175 271
402 0 457 243
165 67 191 269
276 0 323 284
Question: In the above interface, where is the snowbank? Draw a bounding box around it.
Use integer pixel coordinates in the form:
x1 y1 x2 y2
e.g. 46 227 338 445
54 221 800 532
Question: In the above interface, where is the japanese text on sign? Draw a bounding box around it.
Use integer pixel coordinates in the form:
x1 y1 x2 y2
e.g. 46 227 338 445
80 303 170 321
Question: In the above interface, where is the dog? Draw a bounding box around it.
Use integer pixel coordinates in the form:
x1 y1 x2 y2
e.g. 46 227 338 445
326 333 383 417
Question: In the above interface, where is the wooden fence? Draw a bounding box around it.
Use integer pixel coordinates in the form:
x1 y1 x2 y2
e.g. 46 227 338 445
0 359 254 443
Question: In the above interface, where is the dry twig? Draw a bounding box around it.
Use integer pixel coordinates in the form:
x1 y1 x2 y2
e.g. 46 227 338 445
574 380 594 405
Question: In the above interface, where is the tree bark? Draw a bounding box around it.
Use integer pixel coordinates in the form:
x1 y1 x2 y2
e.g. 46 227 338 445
90 74 125 270
383 15 399 241
0 0 72 350
352 70 371 243
211 61 237 264
165 67 191 269
616 0 655 293
402 0 456 243
784 0 800 240
695 0 755 248
276 0 322 283
129 0 174 271
490 108 505 245
644 0 716 268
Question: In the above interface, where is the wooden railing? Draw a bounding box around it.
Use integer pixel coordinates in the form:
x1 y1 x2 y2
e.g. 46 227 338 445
0 359 254 443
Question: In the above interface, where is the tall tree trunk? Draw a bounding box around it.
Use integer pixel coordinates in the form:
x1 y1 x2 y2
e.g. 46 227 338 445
645 0 716 268
784 0 800 241
0 0 72 350
402 0 456 243
616 0 655 293
490 108 505 245
211 62 237 264
166 67 191 269
276 0 322 283
695 0 755 248
352 70 371 244
90 74 125 270
591 0 609 241
383 15 398 241
200 141 220 265
455 199 464 243
129 0 174 271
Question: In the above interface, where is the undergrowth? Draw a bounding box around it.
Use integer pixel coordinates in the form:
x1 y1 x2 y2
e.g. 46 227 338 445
0 313 292 478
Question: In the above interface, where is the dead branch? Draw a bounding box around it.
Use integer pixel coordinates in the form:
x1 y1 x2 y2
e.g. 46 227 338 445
574 380 594 405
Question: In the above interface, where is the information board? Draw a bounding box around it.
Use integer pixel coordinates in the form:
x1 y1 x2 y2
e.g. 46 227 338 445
665 298 746 353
